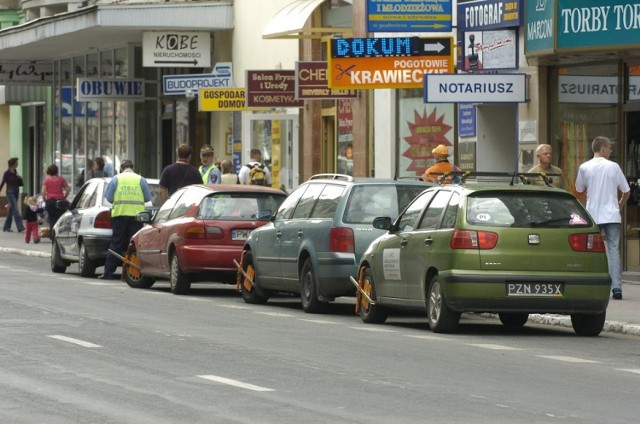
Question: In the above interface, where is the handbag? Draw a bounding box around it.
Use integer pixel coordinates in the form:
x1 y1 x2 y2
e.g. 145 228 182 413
17 175 23 187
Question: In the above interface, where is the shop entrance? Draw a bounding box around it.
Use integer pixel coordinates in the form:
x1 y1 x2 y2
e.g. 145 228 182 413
243 113 299 190
475 104 518 172
624 110 640 270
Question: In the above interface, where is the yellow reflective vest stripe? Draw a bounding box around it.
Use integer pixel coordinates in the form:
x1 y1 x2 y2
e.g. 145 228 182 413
111 173 145 217
199 163 216 184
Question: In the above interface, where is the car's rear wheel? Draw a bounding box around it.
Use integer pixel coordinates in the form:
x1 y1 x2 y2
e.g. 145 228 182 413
123 245 155 289
78 241 97 278
427 274 460 333
170 253 191 295
358 267 388 324
499 313 529 329
299 258 328 314
240 250 269 304
51 240 68 273
571 312 606 337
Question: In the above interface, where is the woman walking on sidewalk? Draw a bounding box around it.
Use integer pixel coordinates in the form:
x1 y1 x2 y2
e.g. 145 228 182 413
41 164 70 239
0 157 25 233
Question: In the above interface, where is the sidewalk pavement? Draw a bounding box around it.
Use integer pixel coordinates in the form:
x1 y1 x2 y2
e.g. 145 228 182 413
0 228 638 336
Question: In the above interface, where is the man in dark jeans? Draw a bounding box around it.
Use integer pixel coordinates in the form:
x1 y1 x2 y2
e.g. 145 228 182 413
0 157 25 233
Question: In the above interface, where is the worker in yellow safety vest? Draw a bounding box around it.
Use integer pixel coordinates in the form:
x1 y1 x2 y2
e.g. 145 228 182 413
99 159 151 280
199 144 221 184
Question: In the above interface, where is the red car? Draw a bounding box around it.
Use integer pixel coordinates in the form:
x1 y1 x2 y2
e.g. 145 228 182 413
123 184 286 294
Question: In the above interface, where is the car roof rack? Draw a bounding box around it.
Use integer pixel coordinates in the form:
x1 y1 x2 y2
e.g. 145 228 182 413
308 173 354 181
429 171 560 187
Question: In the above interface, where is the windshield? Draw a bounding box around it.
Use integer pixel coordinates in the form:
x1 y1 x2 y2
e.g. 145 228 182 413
343 184 425 224
466 192 593 228
198 193 286 221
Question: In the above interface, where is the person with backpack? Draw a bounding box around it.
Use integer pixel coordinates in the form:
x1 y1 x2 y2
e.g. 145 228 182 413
239 148 272 186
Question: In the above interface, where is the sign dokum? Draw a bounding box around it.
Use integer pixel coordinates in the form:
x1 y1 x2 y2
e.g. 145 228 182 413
76 78 145 101
143 31 211 68
424 74 526 103
163 63 232 95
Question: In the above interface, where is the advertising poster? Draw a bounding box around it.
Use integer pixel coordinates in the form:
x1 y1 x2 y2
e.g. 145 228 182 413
398 98 454 178
337 99 354 176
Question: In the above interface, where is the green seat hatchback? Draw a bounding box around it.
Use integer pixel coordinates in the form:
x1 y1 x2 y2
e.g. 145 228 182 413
354 180 611 336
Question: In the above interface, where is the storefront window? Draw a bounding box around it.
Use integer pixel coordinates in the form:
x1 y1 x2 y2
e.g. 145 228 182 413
115 101 128 171
397 88 455 179
73 56 86 189
549 64 619 199
59 59 73 185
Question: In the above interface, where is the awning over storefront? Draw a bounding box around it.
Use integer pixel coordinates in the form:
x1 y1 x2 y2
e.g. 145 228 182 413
262 0 352 39
0 2 233 62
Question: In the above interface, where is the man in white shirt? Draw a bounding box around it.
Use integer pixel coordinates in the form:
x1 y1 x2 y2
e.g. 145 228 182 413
238 148 272 186
575 136 631 300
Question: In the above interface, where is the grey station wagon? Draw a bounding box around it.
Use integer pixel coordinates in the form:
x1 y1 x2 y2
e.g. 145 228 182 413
237 174 427 313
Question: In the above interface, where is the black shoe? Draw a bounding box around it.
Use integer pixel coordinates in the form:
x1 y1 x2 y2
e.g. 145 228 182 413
612 289 622 300
34 238 41 244
17 228 25 233
97 274 117 280
3 229 12 232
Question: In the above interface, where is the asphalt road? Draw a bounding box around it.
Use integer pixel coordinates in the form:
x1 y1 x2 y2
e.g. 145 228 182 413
1 254 639 423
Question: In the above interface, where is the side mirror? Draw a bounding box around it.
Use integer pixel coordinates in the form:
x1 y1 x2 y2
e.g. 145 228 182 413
56 200 70 210
136 211 153 223
255 209 272 220
372 216 392 231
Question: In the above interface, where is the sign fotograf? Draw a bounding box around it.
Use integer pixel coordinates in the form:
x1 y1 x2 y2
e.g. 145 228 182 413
424 74 526 103
143 31 211 68
163 63 233 95
76 78 145 101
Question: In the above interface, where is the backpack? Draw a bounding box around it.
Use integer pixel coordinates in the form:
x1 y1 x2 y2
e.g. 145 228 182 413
246 163 267 186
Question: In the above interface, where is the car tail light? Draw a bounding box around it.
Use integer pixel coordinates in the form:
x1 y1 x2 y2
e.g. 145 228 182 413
569 233 605 252
205 226 224 240
329 227 355 253
450 230 498 250
94 210 112 229
184 225 206 240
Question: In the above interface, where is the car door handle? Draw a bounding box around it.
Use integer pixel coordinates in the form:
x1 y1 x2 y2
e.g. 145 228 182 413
425 238 433 246
400 239 408 247
297 230 303 237
276 231 282 238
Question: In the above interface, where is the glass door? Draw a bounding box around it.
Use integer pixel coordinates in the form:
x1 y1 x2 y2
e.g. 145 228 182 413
243 113 299 191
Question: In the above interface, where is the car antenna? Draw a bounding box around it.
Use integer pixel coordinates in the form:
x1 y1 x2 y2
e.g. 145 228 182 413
509 148 522 186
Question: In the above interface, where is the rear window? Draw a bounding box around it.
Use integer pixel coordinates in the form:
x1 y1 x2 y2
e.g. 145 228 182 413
198 193 286 221
344 184 425 224
466 192 593 228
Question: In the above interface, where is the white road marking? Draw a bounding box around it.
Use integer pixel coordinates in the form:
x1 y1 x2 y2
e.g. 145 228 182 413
617 369 640 375
57 277 85 282
254 311 295 318
198 375 275 392
48 335 102 348
217 303 251 310
176 297 209 302
468 343 524 351
12 269 28 273
298 319 340 325
406 334 452 341
537 355 601 364
87 282 119 286
350 327 397 333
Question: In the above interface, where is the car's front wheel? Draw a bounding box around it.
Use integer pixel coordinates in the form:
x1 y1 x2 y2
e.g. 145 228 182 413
299 258 328 314
427 274 460 333
239 250 269 304
51 240 68 273
123 245 155 289
571 312 606 337
358 267 388 324
78 241 97 278
499 313 529 329
170 253 191 295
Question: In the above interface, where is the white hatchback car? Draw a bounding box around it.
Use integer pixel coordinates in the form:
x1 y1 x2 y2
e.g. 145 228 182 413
51 177 161 277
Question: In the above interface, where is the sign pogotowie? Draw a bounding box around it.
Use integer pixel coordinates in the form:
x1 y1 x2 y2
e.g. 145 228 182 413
424 73 526 103
76 78 145 101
